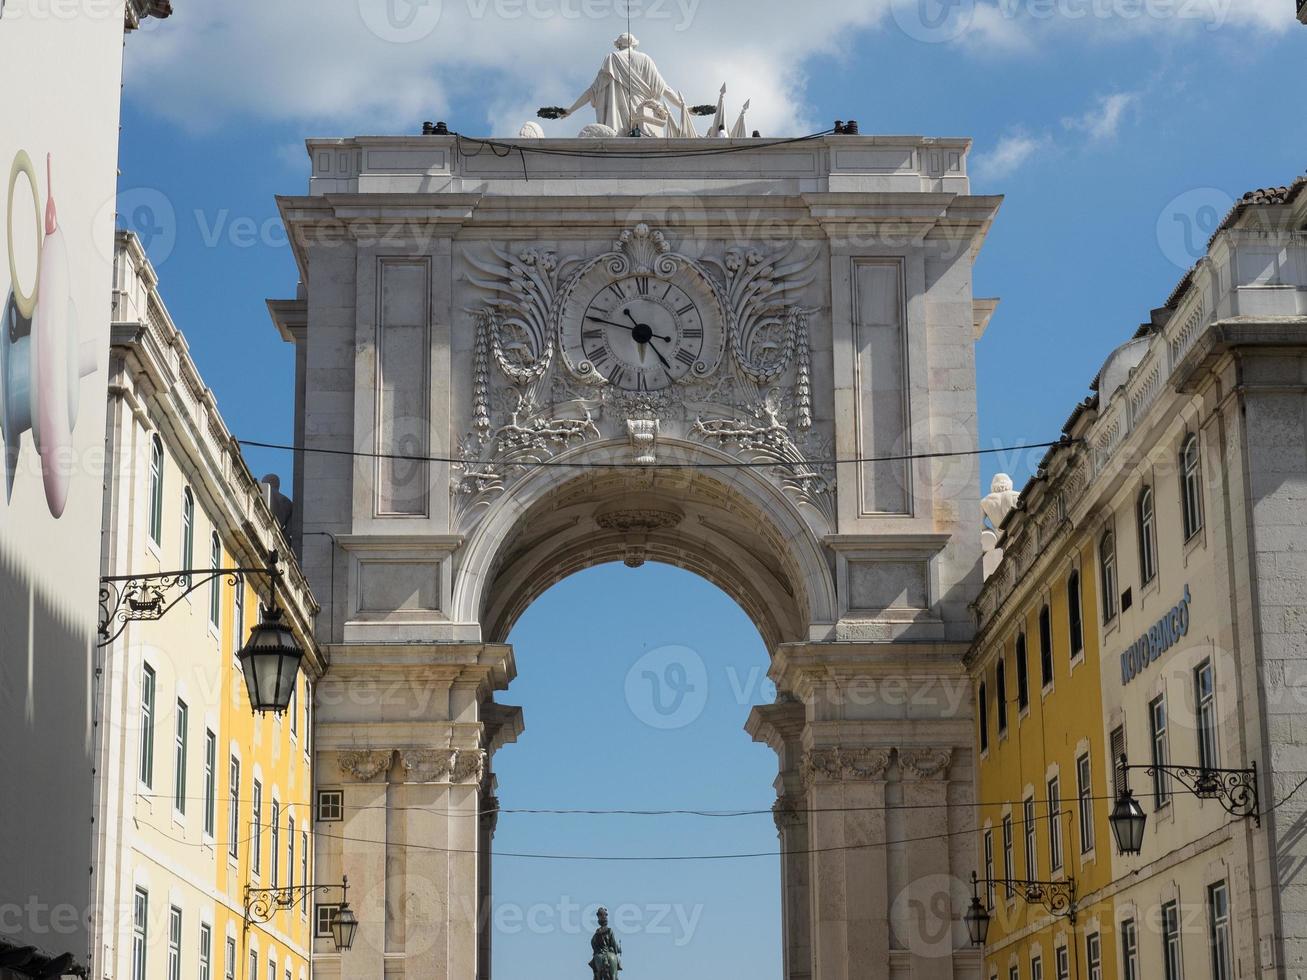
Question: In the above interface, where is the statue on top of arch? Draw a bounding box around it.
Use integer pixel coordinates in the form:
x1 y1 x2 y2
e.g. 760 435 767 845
547 34 750 139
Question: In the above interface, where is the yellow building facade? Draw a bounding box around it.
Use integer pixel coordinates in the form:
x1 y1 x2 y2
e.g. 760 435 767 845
970 522 1117 980
92 233 323 980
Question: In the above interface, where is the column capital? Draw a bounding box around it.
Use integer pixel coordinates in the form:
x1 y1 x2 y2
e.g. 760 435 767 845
337 748 395 782
801 746 892 788
772 794 807 834
899 746 955 781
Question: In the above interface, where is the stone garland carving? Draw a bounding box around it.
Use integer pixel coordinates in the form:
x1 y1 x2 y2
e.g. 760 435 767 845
772 794 806 833
800 747 893 788
394 748 487 785
899 747 954 781
399 749 456 783
452 223 834 532
338 749 394 782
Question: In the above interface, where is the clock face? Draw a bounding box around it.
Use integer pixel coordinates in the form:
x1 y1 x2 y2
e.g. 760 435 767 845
560 268 724 391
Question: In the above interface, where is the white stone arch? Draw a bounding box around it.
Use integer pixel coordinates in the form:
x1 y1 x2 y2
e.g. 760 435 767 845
451 438 837 651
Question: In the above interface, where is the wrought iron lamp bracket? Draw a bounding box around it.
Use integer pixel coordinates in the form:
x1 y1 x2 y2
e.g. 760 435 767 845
98 552 281 647
1123 761 1260 825
243 881 346 926
975 873 1078 923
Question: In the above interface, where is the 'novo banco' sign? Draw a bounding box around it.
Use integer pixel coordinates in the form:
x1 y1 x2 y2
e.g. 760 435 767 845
1119 585 1192 685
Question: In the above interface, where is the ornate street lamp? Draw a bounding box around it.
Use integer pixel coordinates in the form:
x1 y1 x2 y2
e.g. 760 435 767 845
330 897 360 952
966 869 1077 948
1112 754 1259 857
244 875 356 952
1109 787 1148 857
237 601 303 713
100 549 304 714
964 873 990 947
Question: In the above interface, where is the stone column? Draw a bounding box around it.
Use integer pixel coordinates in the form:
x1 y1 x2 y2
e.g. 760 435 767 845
748 700 812 980
803 746 892 980
315 643 515 980
899 747 957 980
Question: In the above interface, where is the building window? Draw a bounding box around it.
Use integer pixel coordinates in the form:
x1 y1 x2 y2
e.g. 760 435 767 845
290 682 298 739
180 488 195 587
1196 660 1218 771
1086 932 1101 980
228 756 240 859
203 729 216 837
1110 725 1128 797
252 779 263 876
209 532 222 629
234 577 245 650
224 938 236 980
270 800 280 889
1150 695 1171 807
1076 753 1094 854
317 790 344 822
1121 918 1139 980
1209 881 1233 980
199 924 212 980
983 829 995 909
1023 796 1037 879
174 699 188 814
1009 967 1019 980
267 957 276 980
1047 776 1064 873
1181 434 1204 540
1055 945 1069 980
1031 955 1042 980
978 682 989 753
996 656 1009 735
168 907 182 980
149 435 164 545
1138 487 1158 585
1034 610 1052 687
247 950 256 980
1162 900 1183 980
303 685 312 757
140 663 156 787
316 905 341 939
132 889 148 980
287 816 295 903
1099 529 1118 623
1002 814 1014 899
1066 574 1083 658
301 830 309 919
1015 633 1029 711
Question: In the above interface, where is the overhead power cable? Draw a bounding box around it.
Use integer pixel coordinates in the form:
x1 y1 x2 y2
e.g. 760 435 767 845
239 438 1071 471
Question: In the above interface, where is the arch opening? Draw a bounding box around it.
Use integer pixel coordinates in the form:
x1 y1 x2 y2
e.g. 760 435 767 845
453 441 837 652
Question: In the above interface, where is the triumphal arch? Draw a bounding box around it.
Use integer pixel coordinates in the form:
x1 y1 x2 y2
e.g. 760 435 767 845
271 46 1000 979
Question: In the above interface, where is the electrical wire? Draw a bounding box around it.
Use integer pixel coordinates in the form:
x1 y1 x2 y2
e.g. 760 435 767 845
451 129 836 162
239 437 1069 471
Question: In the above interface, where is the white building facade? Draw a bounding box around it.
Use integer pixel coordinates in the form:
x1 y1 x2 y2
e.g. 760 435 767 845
93 234 323 980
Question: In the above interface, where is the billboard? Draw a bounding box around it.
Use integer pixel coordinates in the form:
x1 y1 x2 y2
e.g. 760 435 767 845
0 1 133 972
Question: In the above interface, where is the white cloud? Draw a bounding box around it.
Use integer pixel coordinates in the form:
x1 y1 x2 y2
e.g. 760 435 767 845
123 1 899 137
1062 91 1138 141
972 130 1052 180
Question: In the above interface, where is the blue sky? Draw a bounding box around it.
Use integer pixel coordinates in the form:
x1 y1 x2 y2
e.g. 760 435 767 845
115 3 1304 975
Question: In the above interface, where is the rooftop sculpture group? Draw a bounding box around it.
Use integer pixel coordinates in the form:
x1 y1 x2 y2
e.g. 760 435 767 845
534 34 751 138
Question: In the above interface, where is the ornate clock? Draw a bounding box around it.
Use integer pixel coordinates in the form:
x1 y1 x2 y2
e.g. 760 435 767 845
560 264 725 391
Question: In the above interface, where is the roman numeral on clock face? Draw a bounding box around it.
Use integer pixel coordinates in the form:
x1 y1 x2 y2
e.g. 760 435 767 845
608 366 625 387
582 328 603 341
681 327 703 339
677 304 696 317
635 277 650 296
675 348 696 367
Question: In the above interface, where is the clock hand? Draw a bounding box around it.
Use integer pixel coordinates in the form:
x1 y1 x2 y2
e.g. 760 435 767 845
586 315 635 332
647 342 674 373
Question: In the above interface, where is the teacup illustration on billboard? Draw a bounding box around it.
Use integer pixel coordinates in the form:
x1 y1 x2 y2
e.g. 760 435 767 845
3 152 95 517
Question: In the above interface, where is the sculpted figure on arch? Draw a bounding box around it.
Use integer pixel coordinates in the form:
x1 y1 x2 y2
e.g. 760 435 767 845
562 33 691 137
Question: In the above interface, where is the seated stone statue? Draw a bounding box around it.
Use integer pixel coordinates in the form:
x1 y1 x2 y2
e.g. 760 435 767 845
561 34 687 137
589 907 622 979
